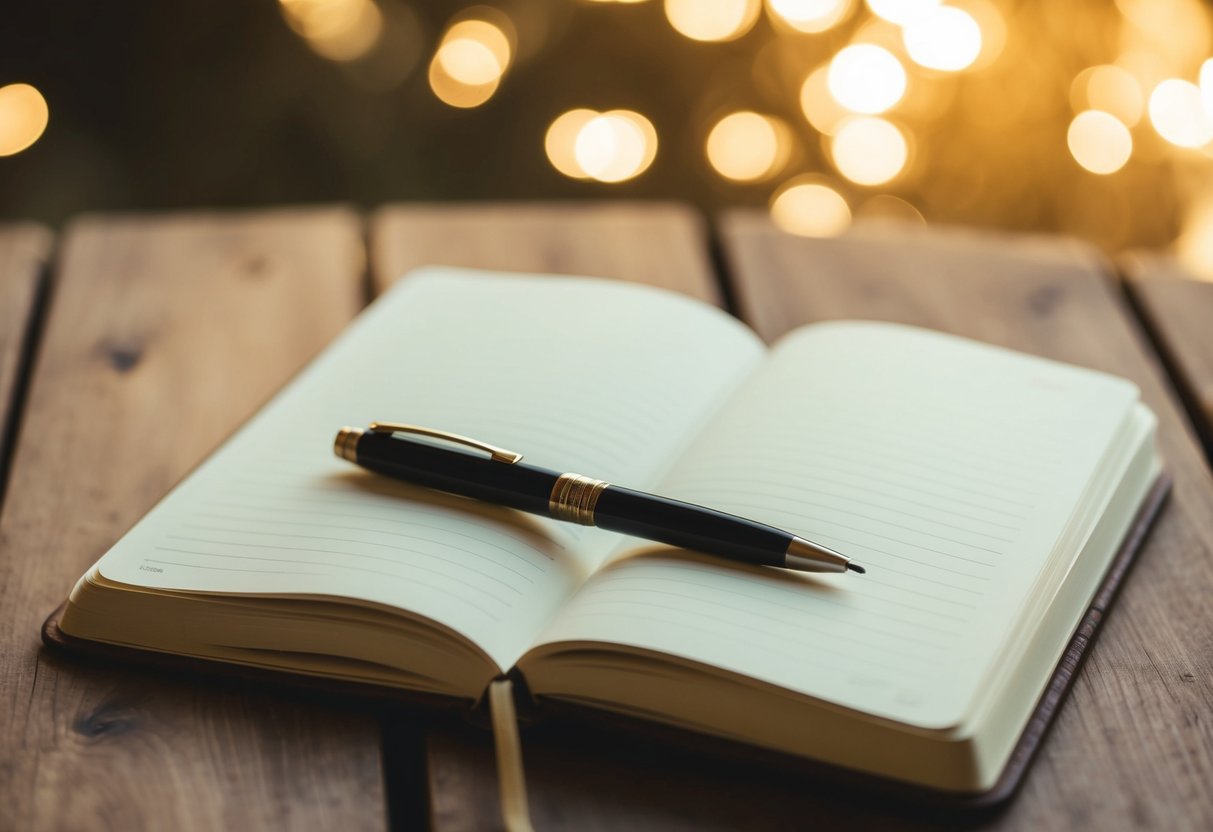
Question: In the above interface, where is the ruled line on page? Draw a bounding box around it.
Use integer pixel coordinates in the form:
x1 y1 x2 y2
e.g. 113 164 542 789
188 513 550 570
177 522 540 583
199 496 564 559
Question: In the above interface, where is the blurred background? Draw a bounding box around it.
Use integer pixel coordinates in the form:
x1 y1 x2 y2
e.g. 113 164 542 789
1 0 1212 275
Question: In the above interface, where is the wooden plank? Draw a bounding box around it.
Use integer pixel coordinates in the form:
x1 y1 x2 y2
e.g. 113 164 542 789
0 223 52 493
370 201 722 832
370 201 721 303
0 209 387 831
1122 253 1213 459
717 215 1213 830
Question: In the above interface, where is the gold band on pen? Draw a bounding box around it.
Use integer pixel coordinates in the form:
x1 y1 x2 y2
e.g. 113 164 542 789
549 473 609 525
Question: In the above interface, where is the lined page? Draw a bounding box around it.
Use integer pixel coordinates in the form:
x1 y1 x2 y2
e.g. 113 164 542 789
530 322 1140 727
93 269 765 670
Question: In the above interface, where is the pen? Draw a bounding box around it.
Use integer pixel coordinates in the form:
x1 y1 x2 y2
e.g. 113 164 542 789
334 422 864 575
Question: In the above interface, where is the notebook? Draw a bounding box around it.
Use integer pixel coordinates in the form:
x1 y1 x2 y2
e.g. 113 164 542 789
47 267 1166 802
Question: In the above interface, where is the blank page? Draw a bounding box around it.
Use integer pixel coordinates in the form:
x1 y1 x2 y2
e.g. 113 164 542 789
531 321 1140 727
90 269 765 670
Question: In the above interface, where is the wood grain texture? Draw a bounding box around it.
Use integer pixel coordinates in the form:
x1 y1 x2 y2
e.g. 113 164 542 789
0 209 387 831
1122 252 1213 459
0 223 52 489
718 214 1213 830
369 202 723 832
370 201 721 304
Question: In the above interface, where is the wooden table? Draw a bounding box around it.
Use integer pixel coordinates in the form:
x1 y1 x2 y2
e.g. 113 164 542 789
2 205 1211 830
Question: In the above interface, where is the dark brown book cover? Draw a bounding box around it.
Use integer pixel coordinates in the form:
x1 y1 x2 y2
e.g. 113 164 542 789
42 474 1171 819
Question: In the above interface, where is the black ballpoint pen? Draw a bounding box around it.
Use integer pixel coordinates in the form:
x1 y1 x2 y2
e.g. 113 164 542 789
334 422 864 575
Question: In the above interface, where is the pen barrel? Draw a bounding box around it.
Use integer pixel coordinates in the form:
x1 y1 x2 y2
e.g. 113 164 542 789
593 486 790 567
352 432 558 515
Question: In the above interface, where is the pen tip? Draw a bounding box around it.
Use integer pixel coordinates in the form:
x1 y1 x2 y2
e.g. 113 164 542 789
846 563 866 574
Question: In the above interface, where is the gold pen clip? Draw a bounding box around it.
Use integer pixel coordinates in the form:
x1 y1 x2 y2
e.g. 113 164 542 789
367 422 523 464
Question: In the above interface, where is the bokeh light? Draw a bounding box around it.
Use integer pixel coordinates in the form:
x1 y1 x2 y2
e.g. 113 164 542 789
800 65 850 134
830 116 908 185
665 0 761 42
1178 192 1213 280
827 45 906 115
1067 111 1133 175
902 6 982 71
706 112 790 182
547 109 657 183
546 109 598 180
428 15 513 108
1200 59 1213 122
279 0 383 62
770 177 852 237
1148 79 1213 148
437 20 511 85
771 178 849 237
0 84 49 157
1071 65 1145 127
865 0 937 26
766 0 854 34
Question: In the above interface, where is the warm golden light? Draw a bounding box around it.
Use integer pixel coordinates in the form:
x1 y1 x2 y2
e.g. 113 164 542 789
437 20 511 85
770 177 852 237
800 66 849 134
428 16 513 109
0 84 49 157
1148 79 1213 148
280 0 384 62
429 61 499 108
1072 64 1145 127
664 0 761 42
546 109 598 179
1178 193 1213 281
954 0 1004 69
572 110 658 183
827 44 906 115
830 116 908 185
706 112 789 182
1067 111 1133 175
766 0 853 34
1201 58 1213 122
903 6 982 71
865 0 937 26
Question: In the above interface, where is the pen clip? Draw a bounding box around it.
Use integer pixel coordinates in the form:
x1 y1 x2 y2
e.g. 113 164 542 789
367 422 523 464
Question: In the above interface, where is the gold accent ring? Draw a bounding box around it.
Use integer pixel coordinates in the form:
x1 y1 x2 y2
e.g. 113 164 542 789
549 473 609 525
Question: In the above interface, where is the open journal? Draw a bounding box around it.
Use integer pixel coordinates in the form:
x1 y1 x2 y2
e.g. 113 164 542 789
54 267 1164 797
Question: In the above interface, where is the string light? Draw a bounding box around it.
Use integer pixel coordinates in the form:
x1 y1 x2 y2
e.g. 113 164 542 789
665 0 761 42
800 65 850 134
0 84 49 157
1148 79 1213 148
766 0 854 34
547 109 657 183
1178 192 1213 281
575 110 657 182
827 44 906 114
279 0 383 62
1068 111 1133 174
1201 58 1213 121
830 116 908 185
770 177 852 237
429 15 513 108
902 6 982 71
546 109 598 179
865 0 937 26
1072 65 1145 126
706 112 789 181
